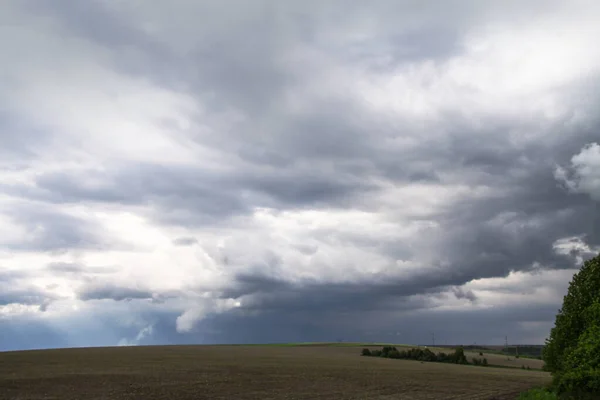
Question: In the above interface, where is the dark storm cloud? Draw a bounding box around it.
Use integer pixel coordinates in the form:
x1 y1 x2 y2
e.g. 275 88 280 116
161 299 560 346
22 160 379 225
223 273 476 315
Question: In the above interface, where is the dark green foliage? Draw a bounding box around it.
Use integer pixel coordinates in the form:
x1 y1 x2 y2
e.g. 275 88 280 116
387 350 401 359
449 346 468 365
420 348 437 362
381 346 398 358
473 358 482 366
479 352 483 356
517 388 558 399
482 358 488 367
361 346 472 366
361 348 371 356
543 254 600 396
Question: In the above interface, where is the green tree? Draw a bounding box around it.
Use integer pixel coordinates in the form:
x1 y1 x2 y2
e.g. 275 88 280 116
543 254 600 395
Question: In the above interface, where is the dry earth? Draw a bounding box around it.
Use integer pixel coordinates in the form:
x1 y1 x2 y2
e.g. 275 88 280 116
0 345 550 399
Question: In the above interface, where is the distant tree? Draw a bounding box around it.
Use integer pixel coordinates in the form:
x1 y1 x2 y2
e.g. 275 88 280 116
450 346 468 365
543 254 600 395
420 348 437 362
387 350 401 359
361 348 372 356
381 346 397 358
482 358 488 367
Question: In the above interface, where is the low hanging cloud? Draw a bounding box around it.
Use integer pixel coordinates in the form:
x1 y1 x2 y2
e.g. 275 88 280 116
1 0 600 350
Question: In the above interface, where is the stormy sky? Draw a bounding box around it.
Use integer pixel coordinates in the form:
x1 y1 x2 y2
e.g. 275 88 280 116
1 0 600 351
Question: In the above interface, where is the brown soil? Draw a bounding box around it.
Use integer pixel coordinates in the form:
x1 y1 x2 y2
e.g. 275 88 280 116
0 345 551 399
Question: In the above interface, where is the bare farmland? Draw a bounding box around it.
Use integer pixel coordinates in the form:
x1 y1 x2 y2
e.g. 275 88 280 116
0 345 550 399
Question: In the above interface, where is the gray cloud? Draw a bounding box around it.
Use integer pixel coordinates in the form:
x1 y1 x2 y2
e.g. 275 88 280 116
0 203 119 253
78 284 155 302
452 287 477 302
1 0 600 350
172 237 199 246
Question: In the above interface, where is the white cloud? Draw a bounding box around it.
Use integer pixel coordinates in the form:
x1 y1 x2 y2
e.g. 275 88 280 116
176 298 240 333
556 143 600 201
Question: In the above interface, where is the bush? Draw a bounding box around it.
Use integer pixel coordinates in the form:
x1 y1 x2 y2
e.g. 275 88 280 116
482 358 488 366
420 348 437 362
362 345 472 366
479 352 483 356
450 347 468 364
381 346 397 358
387 350 401 359
555 368 600 397
473 358 482 366
517 388 558 399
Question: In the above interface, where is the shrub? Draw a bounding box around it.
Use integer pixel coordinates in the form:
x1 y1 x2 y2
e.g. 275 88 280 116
517 388 558 399
451 346 468 364
479 352 483 356
381 346 397 358
361 348 371 357
420 348 437 362
472 358 481 366
482 358 488 367
387 350 400 359
555 364 600 396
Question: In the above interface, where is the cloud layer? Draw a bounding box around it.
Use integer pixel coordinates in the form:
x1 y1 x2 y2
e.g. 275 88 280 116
1 0 600 350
